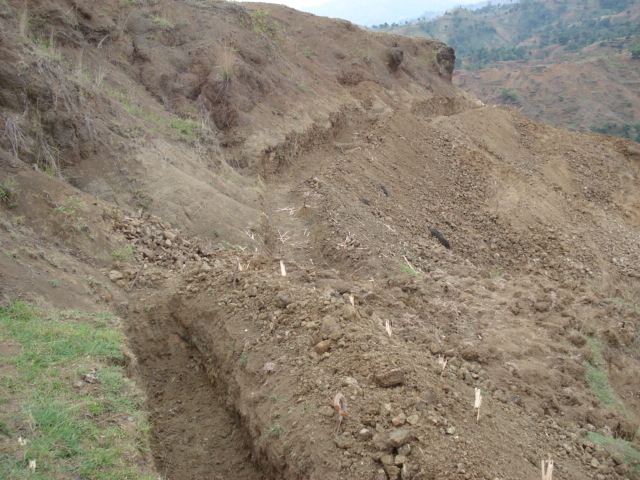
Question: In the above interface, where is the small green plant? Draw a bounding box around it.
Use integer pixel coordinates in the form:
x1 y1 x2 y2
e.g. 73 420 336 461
239 349 249 366
250 9 280 46
152 17 174 29
54 196 89 234
112 245 136 261
0 179 19 208
302 46 313 57
489 270 503 278
48 279 58 287
265 423 288 437
268 391 288 403
400 263 417 276
500 87 519 103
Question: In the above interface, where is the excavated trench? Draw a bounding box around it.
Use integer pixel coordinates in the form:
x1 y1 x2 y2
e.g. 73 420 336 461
126 299 266 480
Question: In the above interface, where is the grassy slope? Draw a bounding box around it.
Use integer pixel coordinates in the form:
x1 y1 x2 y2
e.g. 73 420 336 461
0 302 155 480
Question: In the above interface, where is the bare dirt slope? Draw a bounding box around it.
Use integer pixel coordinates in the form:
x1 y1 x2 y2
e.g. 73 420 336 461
1 1 640 479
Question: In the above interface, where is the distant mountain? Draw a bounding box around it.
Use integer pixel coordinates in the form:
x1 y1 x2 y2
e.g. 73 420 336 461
385 0 640 139
305 0 475 27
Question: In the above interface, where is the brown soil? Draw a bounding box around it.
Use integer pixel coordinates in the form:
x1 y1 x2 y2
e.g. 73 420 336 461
1 1 640 479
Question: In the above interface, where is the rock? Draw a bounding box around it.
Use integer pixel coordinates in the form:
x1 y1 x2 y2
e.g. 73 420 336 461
357 428 373 441
108 270 124 281
445 426 456 435
406 414 419 425
276 293 292 308
245 285 258 297
398 443 411 456
388 429 414 448
392 413 406 426
321 316 342 340
342 305 357 321
314 340 332 354
609 451 624 465
384 465 401 480
394 455 407 465
380 454 394 465
590 458 599 468
380 403 392 416
375 368 406 388
342 376 358 386
614 463 630 475
374 470 387 480
334 434 353 449
163 230 176 241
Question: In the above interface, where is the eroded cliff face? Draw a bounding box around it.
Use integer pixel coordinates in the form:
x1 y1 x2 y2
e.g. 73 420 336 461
1 1 640 480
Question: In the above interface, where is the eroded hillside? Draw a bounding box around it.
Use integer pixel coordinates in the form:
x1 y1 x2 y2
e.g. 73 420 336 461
1 1 640 479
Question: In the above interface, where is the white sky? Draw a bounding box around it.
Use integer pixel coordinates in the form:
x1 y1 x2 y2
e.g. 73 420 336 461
238 0 328 8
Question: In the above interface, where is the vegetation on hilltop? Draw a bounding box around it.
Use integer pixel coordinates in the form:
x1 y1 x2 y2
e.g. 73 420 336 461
373 0 640 69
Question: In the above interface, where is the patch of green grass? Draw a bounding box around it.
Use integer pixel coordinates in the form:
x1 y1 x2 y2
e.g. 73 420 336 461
584 337 626 412
151 17 174 29
265 423 288 437
586 432 640 479
112 245 136 261
0 301 155 480
400 263 417 276
603 297 640 314
0 179 19 208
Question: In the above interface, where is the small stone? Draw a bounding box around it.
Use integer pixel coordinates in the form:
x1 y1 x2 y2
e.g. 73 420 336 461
375 368 406 388
342 376 358 386
406 414 419 425
334 434 353 449
384 465 401 480
374 470 387 480
590 458 600 468
357 428 373 441
394 455 407 465
163 230 176 241
380 403 392 416
609 451 624 465
380 454 394 465
246 286 258 297
392 413 406 426
388 429 413 448
319 405 335 417
398 443 411 456
108 270 124 281
342 305 357 321
614 463 630 475
314 340 332 355
320 316 342 340
445 426 456 435
276 293 292 308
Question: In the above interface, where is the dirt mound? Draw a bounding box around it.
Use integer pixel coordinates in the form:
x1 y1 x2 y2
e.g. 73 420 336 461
1 0 640 479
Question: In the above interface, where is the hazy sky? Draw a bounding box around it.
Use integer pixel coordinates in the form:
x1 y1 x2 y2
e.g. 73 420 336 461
239 0 329 8
237 0 478 25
